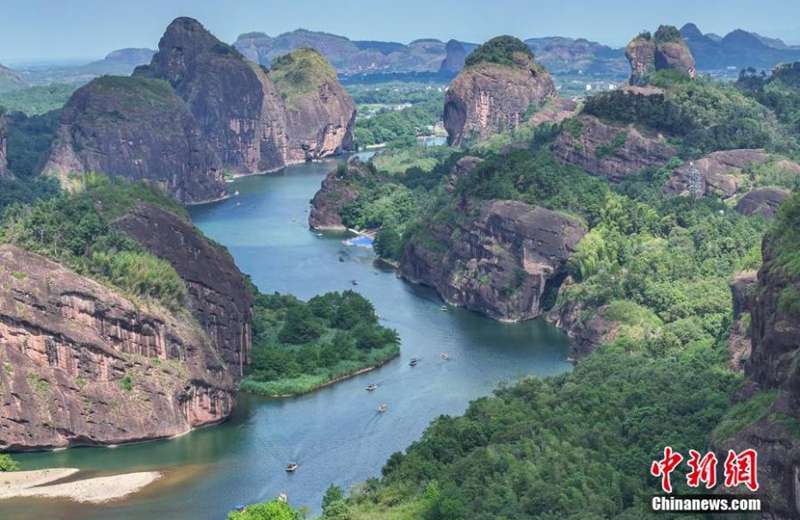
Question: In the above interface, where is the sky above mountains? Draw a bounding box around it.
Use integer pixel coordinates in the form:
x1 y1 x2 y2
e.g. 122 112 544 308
2 0 799 63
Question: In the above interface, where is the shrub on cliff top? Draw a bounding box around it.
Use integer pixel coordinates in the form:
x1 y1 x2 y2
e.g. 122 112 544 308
269 48 337 102
653 25 683 43
464 35 536 69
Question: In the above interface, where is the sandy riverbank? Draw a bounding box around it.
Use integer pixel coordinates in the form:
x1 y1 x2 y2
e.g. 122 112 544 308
0 468 161 503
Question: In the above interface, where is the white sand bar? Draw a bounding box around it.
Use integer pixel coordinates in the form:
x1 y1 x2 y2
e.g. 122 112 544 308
0 468 161 503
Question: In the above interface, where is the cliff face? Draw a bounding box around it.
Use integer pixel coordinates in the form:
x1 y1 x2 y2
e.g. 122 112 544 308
113 203 252 376
439 40 467 73
309 158 372 229
444 39 556 146
269 49 356 163
0 245 237 450
552 114 677 182
400 199 586 321
135 17 290 174
0 112 8 180
40 76 226 204
626 27 696 85
714 195 800 519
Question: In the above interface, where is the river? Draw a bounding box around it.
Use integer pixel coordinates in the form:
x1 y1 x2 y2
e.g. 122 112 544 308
3 156 572 520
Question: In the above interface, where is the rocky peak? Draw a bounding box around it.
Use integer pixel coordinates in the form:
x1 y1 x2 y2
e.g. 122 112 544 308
439 39 467 73
135 16 290 174
444 35 556 146
269 48 356 162
625 25 696 85
40 76 226 204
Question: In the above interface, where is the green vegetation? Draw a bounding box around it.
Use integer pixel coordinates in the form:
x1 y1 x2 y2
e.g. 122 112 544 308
0 453 19 472
344 348 739 520
269 48 337 104
5 109 61 178
354 98 443 148
303 65 794 517
464 36 537 69
583 76 785 158
0 84 77 115
226 500 303 520
241 290 400 396
346 82 446 106
0 174 188 311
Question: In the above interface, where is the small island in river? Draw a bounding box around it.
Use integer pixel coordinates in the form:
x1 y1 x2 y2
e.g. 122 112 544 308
239 289 400 397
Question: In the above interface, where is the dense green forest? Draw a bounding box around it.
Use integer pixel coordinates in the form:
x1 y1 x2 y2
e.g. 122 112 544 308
240 289 400 396
230 63 800 520
353 98 443 148
0 83 76 115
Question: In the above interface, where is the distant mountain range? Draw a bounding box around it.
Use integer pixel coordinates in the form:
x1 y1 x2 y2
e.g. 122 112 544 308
2 24 800 93
680 23 800 70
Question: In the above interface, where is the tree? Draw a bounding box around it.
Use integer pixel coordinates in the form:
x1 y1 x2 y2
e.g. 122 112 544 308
226 500 300 520
0 454 19 472
322 484 344 511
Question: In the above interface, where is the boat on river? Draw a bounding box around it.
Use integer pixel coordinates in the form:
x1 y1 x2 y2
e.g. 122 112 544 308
285 462 298 473
351 279 359 286
366 383 378 391
441 353 452 361
409 358 420 367
278 493 288 502
377 404 388 412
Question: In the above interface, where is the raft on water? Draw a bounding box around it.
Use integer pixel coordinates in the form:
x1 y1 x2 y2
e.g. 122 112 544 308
285 462 298 473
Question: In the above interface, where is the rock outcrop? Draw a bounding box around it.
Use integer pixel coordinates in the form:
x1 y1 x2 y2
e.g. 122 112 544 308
439 40 467 74
714 194 800 519
400 199 586 321
134 17 290 174
735 188 790 219
113 203 252 377
309 158 372 229
664 149 769 199
40 76 226 204
626 26 696 85
0 111 8 180
553 114 678 182
269 48 356 163
0 245 238 450
727 272 757 371
444 36 556 146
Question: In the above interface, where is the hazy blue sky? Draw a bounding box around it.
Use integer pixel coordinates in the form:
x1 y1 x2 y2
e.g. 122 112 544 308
2 0 799 63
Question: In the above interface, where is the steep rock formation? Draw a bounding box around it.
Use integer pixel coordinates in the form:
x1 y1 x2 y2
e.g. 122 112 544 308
269 48 355 163
445 156 483 195
664 149 771 199
735 188 790 219
727 272 757 371
309 158 372 229
444 37 556 146
40 76 225 204
0 111 8 180
439 40 467 74
626 26 696 85
113 203 252 376
553 114 677 182
714 195 800 519
529 98 579 127
135 17 290 174
400 200 586 321
547 297 614 358
0 245 237 450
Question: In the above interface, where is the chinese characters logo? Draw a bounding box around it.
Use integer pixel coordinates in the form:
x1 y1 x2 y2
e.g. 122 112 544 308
650 447 758 493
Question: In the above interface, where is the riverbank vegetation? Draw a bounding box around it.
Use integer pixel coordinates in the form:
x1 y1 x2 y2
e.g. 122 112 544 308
288 65 800 518
241 290 400 397
0 454 19 471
